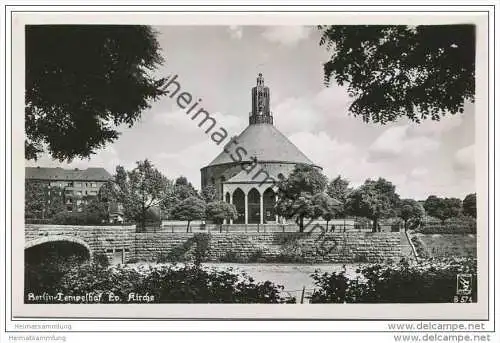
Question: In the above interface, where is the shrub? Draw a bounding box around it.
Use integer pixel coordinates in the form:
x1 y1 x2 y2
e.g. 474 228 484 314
52 210 104 225
410 235 430 259
58 262 145 303
219 250 244 263
25 254 86 300
309 257 477 303
248 250 265 262
28 262 295 304
417 217 476 234
142 265 295 303
93 253 110 267
158 233 211 264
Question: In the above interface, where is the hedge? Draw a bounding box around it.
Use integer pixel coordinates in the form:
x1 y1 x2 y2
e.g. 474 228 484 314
309 257 477 303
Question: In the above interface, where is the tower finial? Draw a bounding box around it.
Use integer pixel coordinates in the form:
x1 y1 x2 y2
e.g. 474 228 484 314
249 73 272 125
257 73 264 86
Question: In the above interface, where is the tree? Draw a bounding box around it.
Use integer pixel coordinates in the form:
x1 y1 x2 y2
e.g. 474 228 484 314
25 180 65 219
25 25 167 161
312 193 339 232
173 176 198 201
205 201 238 232
346 178 400 232
276 164 328 232
114 160 173 229
326 175 352 217
423 195 462 224
81 198 109 224
201 184 218 203
462 193 477 218
397 199 425 231
318 25 475 124
159 176 199 219
170 196 206 232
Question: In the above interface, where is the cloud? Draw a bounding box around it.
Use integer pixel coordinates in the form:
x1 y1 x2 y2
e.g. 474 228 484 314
288 131 357 177
454 144 475 174
273 96 322 134
155 140 223 189
410 167 429 180
228 25 243 40
152 106 245 135
313 86 351 116
368 125 440 161
261 26 311 46
407 114 464 137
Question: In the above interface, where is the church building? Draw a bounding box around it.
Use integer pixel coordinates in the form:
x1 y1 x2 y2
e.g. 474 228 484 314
200 74 322 224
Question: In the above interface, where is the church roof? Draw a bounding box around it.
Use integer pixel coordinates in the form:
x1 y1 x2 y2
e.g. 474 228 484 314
225 163 285 184
208 123 316 167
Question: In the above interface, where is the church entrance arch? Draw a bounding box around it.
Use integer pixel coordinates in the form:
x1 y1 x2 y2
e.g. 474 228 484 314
232 188 245 224
263 188 277 223
247 188 261 224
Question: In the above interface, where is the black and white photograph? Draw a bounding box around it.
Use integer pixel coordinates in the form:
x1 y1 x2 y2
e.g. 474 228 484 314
2 4 497 339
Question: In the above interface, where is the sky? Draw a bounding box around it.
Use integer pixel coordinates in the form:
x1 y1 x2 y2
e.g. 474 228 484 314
26 25 476 200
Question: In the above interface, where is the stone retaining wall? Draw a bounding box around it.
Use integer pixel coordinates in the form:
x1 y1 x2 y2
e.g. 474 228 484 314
25 225 403 263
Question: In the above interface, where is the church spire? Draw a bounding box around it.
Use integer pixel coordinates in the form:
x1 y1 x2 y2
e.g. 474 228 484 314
249 73 273 125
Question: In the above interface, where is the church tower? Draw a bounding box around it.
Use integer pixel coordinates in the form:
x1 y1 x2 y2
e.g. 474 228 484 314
249 73 273 125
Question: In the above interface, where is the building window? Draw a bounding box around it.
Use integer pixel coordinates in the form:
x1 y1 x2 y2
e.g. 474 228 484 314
67 206 73 212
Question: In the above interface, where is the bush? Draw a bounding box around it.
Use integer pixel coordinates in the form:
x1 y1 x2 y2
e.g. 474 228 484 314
158 233 211 264
417 216 476 234
411 235 431 259
219 250 244 263
417 223 476 234
58 263 145 303
28 262 295 304
52 211 104 225
142 265 294 303
309 257 477 303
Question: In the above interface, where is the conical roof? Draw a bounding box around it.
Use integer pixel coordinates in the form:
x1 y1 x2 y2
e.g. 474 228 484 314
208 123 315 167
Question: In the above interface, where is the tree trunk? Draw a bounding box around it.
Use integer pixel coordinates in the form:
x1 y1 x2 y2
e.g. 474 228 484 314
404 219 408 231
299 216 304 232
186 220 190 233
326 220 329 232
372 217 378 233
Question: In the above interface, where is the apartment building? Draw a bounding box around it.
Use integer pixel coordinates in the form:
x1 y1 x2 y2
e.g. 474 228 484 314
26 167 112 212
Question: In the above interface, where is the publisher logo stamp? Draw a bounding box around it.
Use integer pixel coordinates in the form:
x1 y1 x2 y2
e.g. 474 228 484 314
456 274 472 295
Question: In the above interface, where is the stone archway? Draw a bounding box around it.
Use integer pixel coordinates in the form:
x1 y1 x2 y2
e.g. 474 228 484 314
24 236 92 296
25 235 93 259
